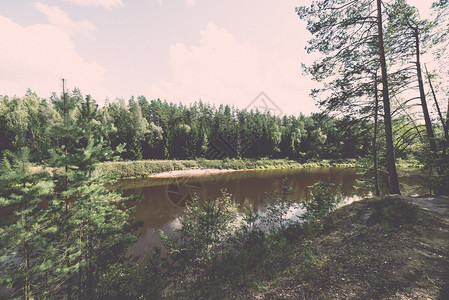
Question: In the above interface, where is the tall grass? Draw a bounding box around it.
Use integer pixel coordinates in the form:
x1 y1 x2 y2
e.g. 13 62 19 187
97 158 359 179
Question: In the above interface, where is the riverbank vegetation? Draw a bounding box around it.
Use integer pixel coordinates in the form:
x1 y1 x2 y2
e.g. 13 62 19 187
97 158 359 178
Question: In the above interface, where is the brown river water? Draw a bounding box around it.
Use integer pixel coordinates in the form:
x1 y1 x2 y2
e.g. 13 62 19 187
117 167 425 255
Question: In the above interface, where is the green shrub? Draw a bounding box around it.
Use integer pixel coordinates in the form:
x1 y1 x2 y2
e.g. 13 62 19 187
301 181 343 221
262 179 299 232
429 155 449 195
128 248 167 299
367 197 418 231
159 190 238 286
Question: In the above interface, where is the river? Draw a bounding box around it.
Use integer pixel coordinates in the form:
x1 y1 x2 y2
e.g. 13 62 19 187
118 167 425 255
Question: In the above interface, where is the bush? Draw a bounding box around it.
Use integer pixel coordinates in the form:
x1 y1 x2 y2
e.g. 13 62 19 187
159 190 238 287
367 197 417 231
262 179 299 232
127 248 167 299
301 181 343 221
429 155 449 195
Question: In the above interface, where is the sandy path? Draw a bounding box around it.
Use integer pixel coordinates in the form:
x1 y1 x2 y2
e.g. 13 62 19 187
392 195 449 216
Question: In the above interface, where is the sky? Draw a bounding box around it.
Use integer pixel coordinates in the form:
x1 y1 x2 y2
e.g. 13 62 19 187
0 0 434 116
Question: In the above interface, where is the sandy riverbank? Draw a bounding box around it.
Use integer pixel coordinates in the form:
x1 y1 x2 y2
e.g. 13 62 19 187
146 168 245 178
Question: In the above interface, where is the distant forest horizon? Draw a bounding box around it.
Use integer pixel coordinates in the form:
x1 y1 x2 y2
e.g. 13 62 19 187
0 88 379 163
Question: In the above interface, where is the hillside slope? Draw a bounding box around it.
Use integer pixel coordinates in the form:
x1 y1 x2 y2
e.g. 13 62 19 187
236 196 449 299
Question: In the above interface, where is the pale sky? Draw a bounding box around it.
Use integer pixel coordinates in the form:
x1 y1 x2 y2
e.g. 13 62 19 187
0 0 434 115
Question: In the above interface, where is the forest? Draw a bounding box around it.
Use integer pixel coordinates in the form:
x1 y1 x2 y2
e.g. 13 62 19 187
0 90 375 162
1 0 449 299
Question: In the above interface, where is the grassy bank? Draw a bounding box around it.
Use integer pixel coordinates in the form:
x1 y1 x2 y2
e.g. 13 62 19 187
97 158 359 179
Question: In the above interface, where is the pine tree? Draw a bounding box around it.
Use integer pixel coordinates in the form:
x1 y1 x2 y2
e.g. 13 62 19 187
386 0 438 155
0 147 53 300
43 81 135 299
297 0 401 194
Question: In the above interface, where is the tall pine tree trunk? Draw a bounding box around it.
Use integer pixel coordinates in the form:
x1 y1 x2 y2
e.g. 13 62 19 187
79 224 83 300
25 243 30 300
62 79 73 300
373 73 381 197
425 64 449 147
445 96 449 155
23 158 31 300
414 28 438 155
377 0 401 194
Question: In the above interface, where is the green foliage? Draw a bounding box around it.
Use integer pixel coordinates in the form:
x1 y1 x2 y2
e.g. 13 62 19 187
128 248 167 299
301 181 343 221
414 129 449 195
158 184 299 296
356 155 389 197
1 154 10 170
241 204 259 233
0 147 53 299
367 197 418 231
45 91 136 299
95 248 167 300
207 204 268 286
262 179 298 232
0 92 375 163
301 248 318 271
160 190 238 287
0 88 137 299
427 154 449 195
97 158 357 179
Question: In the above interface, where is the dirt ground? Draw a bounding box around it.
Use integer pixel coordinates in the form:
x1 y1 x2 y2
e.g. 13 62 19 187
240 195 449 299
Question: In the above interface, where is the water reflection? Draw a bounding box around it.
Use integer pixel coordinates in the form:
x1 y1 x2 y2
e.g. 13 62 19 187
121 167 362 254
0 167 427 255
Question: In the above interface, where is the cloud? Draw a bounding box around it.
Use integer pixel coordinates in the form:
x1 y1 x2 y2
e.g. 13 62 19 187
185 0 197 6
157 0 197 7
62 0 123 9
0 15 108 100
34 2 96 37
147 22 316 115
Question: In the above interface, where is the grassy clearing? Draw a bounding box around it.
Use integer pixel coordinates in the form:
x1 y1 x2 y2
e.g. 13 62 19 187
97 158 359 179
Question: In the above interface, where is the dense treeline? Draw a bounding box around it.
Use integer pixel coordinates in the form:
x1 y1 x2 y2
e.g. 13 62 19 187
0 90 373 163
